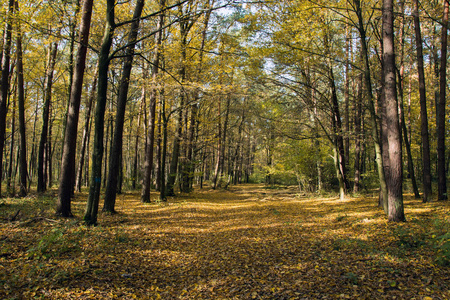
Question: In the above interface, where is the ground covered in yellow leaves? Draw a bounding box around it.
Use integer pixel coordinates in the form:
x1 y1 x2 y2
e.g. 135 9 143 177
0 184 449 299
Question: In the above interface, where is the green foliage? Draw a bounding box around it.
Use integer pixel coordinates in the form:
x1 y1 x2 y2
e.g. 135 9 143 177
432 219 450 266
26 227 82 260
391 226 426 249
27 228 65 260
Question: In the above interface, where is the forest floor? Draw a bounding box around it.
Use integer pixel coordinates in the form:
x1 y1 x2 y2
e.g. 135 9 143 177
0 184 449 300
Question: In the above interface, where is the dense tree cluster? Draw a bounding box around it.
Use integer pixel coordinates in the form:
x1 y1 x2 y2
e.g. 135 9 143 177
0 0 448 224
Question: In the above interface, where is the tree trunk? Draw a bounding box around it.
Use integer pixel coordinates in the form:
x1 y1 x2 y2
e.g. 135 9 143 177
383 0 405 221
212 97 222 189
330 66 350 196
38 42 58 192
132 86 146 190
16 9 27 197
167 21 190 196
84 0 115 225
353 0 388 208
160 88 167 201
6 90 15 195
103 0 145 212
0 0 14 198
413 0 432 202
344 25 350 173
57 0 94 217
76 74 97 192
353 73 363 193
141 0 165 203
437 0 449 201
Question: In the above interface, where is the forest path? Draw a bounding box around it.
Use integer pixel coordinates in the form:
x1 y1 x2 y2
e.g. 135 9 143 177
0 184 449 299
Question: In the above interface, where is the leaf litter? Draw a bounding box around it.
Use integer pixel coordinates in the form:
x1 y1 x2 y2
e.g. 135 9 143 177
0 184 449 299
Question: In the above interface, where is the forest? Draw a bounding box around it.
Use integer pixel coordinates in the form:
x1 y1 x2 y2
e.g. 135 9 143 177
0 0 449 298
0 0 448 220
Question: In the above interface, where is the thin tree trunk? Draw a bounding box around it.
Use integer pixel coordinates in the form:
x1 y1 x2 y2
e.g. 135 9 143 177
398 0 419 199
383 0 405 221
76 74 97 192
413 0 432 201
141 0 165 203
354 73 363 193
57 0 94 217
85 0 115 225
344 25 350 172
437 0 449 201
7 90 15 195
167 20 190 196
160 88 167 201
0 0 14 198
353 0 388 208
16 7 27 197
132 86 146 190
103 0 146 212
38 42 58 192
212 98 222 189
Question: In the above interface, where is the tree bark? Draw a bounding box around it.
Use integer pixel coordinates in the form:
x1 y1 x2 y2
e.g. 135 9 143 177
141 0 165 203
383 0 405 221
85 0 115 225
437 0 449 201
38 42 58 192
353 0 388 208
330 66 350 197
103 0 146 212
57 0 94 217
0 0 14 198
413 0 432 202
16 8 27 197
75 73 97 192
353 73 363 193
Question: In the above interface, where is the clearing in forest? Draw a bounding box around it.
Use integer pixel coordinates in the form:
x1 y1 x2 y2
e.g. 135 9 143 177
0 184 449 299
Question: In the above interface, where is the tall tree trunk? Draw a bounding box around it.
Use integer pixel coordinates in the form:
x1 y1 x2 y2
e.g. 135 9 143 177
132 86 146 190
141 0 165 203
383 0 405 221
344 25 350 172
167 16 191 196
0 0 14 198
330 65 350 197
212 97 222 189
437 0 449 201
353 0 388 208
76 74 97 192
354 73 363 193
103 0 146 212
16 8 27 197
85 0 115 225
413 0 432 202
57 0 94 217
7 90 15 194
160 88 168 201
38 42 58 192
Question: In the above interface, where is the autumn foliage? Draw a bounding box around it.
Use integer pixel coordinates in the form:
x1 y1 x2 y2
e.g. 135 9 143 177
1 185 449 299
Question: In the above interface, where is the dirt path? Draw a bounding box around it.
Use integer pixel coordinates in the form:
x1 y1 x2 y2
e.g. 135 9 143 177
1 184 449 299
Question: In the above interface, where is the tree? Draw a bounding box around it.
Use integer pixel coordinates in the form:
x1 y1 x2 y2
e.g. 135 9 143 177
0 0 14 198
413 0 432 202
353 0 388 211
38 42 58 192
103 0 146 212
57 0 94 217
382 0 405 221
85 0 116 225
16 0 27 197
141 0 165 203
437 0 448 201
